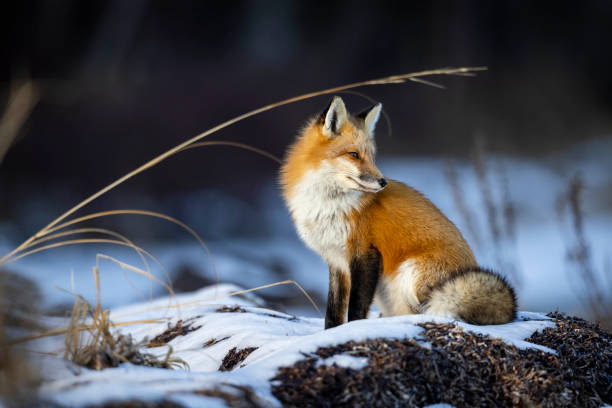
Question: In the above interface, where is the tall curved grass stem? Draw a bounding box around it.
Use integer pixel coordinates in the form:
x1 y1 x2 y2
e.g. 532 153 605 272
4 239 172 294
95 253 174 296
179 141 282 164
9 209 217 286
113 279 321 320
25 227 155 300
10 318 168 345
0 66 486 266
11 279 319 344
20 227 152 276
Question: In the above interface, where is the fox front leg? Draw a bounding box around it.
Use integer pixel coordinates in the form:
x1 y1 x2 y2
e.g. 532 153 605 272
325 267 350 329
348 246 382 322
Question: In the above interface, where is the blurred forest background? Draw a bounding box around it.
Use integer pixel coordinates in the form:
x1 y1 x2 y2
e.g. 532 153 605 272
1 1 611 321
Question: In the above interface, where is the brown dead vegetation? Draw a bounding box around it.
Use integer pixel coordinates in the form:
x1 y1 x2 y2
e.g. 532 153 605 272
219 347 258 372
65 295 187 371
63 267 187 371
216 305 247 313
203 336 230 348
146 319 201 348
272 313 611 407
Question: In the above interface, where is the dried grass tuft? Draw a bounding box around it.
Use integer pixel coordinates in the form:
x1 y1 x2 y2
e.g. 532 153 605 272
63 267 188 371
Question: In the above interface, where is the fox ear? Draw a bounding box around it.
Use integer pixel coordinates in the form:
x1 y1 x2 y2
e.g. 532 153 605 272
357 103 382 137
320 96 347 138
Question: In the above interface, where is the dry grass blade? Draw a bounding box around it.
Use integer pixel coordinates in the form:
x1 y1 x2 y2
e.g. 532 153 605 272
95 253 173 296
61 267 187 370
12 278 319 345
408 77 446 89
0 79 40 164
3 239 170 291
20 227 153 279
0 66 486 265
64 294 88 361
1 240 173 303
19 227 170 300
0 209 217 286
179 141 282 164
113 279 322 320
4 238 145 264
449 71 478 77
10 317 168 345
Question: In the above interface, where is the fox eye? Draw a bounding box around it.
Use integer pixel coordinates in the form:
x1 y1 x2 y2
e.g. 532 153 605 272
348 152 360 159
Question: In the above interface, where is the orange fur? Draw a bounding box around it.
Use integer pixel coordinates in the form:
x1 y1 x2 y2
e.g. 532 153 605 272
347 181 477 303
281 97 515 325
281 117 380 202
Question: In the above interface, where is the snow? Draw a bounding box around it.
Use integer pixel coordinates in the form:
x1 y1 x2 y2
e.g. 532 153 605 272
33 285 556 407
316 354 369 370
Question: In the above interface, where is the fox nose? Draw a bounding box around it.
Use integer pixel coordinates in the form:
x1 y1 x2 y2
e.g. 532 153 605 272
379 178 387 188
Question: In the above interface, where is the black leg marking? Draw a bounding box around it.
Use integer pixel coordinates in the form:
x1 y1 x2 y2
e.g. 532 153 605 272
348 246 382 322
325 267 350 329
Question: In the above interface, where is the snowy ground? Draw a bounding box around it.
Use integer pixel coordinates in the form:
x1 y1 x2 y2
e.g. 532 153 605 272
32 284 556 407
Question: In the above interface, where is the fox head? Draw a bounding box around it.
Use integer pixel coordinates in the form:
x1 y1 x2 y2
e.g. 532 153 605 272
281 96 387 197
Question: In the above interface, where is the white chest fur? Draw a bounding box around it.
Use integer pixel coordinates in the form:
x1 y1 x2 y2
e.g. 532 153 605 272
287 168 362 272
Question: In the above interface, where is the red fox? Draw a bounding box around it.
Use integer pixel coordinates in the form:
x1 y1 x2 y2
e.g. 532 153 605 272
281 96 516 329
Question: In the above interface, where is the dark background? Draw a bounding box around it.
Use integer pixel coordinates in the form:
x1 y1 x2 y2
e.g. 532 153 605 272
2 0 612 239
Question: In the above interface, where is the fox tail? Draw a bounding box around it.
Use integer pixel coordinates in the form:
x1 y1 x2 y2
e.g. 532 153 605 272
422 267 517 325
